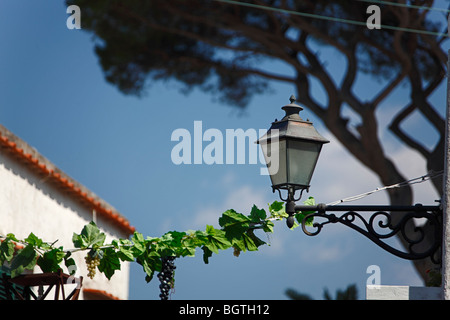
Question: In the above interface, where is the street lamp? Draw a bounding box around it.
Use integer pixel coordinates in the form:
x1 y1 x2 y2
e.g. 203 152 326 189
257 95 329 228
258 95 442 265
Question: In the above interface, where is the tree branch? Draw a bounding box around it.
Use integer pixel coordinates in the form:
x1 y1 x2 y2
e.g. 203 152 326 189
389 103 432 158
371 70 408 107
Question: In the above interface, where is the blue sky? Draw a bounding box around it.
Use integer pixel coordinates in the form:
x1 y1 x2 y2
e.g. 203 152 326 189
0 1 448 300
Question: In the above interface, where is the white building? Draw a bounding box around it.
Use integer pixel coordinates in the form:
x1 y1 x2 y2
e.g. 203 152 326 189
0 123 135 300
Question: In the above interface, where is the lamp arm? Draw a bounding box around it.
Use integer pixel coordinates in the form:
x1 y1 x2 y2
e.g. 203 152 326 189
297 204 442 265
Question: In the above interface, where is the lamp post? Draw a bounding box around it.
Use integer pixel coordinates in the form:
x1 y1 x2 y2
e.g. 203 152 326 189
258 95 442 266
441 48 450 299
257 95 329 228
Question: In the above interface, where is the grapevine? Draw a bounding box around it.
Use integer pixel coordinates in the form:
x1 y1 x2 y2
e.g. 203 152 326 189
0 198 315 299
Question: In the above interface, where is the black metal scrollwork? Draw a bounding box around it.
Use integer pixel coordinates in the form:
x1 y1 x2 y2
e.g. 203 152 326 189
296 204 442 264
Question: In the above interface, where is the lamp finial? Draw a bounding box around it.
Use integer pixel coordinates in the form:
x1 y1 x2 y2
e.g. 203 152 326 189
289 95 296 104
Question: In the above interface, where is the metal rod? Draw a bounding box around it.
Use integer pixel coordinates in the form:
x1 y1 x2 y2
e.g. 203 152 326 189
294 204 441 212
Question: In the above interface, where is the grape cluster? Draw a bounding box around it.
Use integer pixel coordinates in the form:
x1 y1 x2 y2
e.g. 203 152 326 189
85 253 101 279
157 256 176 300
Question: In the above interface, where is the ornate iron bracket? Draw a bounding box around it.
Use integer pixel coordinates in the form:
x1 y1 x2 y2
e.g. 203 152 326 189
295 203 442 265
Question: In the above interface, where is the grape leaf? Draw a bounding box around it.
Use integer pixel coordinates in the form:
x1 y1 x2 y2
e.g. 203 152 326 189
0 238 15 265
137 250 162 283
204 225 232 254
219 210 251 228
219 210 251 241
24 233 43 247
242 233 258 251
117 245 135 262
179 243 197 257
233 230 265 252
249 205 266 222
159 231 186 256
262 220 274 233
295 196 316 226
37 247 65 273
6 233 19 242
303 196 316 206
98 247 121 280
140 258 155 283
245 229 266 250
268 201 284 213
268 201 287 219
131 232 146 256
10 245 37 278
72 221 106 249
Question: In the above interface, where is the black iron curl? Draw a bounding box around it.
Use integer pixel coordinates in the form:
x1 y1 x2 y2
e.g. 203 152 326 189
298 204 442 265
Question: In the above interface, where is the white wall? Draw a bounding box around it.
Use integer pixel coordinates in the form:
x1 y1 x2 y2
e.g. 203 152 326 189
0 150 130 300
366 285 442 300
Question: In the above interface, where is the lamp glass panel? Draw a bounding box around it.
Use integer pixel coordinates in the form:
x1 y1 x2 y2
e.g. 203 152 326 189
260 138 287 187
287 140 321 187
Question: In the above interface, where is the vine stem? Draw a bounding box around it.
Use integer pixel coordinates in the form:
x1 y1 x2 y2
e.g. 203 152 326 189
66 243 134 254
0 235 46 256
0 233 136 254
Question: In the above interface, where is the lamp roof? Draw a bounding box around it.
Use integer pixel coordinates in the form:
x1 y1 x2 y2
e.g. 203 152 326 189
257 95 330 144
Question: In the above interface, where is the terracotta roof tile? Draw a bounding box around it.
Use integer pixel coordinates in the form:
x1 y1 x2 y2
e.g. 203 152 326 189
0 124 135 236
83 288 121 300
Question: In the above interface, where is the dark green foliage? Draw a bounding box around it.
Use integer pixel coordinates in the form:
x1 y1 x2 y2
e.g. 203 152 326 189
65 0 443 108
1 200 298 286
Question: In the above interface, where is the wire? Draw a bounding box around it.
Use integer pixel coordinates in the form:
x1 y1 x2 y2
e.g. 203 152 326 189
354 0 450 13
211 0 449 37
326 170 444 205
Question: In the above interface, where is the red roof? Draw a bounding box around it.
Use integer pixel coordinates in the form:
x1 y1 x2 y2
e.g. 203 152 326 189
83 288 121 300
0 124 135 236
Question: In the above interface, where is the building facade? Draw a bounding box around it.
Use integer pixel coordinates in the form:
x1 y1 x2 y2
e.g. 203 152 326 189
0 124 135 300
